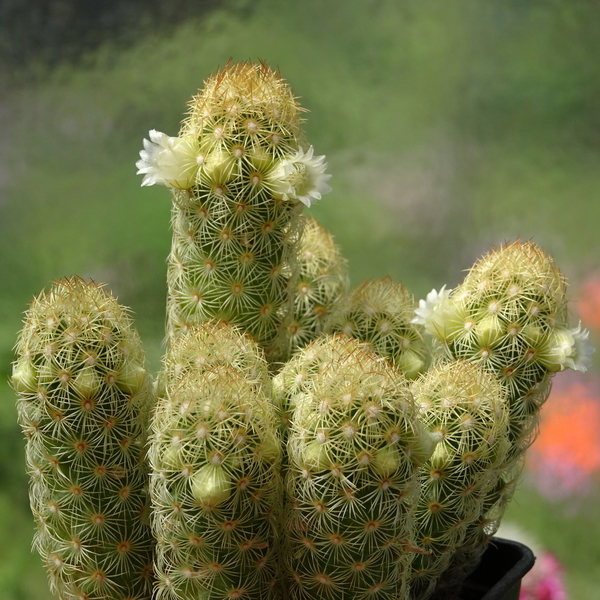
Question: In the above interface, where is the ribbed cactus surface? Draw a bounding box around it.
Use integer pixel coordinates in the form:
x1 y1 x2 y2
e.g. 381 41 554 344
11 278 155 600
409 361 509 600
278 335 438 600
149 322 283 600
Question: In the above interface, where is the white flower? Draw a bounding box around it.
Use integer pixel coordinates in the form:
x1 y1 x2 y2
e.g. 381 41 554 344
566 322 595 372
541 322 595 372
412 285 453 336
136 130 200 190
272 146 332 207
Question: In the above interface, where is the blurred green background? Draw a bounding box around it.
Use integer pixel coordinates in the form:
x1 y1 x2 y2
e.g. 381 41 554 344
1 0 599 598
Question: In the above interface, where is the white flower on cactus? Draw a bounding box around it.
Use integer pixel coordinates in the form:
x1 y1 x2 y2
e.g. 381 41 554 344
272 146 332 207
567 322 594 372
136 130 200 189
412 285 453 337
540 322 595 372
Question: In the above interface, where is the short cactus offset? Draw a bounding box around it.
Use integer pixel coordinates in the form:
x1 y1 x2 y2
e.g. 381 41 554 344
408 361 509 600
278 335 439 600
279 215 349 359
335 277 428 379
136 61 332 363
149 324 283 600
11 278 155 600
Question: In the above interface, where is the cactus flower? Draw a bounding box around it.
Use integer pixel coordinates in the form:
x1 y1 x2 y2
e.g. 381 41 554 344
136 129 200 189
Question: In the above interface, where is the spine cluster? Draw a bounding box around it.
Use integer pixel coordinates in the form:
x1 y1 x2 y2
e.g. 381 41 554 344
11 278 155 600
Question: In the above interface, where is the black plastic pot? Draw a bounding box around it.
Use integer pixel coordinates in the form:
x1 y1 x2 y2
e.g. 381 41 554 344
457 537 536 600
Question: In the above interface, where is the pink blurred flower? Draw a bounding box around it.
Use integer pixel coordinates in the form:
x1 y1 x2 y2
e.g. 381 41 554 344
520 552 567 600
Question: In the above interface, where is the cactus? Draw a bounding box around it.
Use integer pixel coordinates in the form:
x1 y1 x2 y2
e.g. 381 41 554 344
408 361 509 600
156 320 271 398
413 240 594 595
334 277 428 379
278 335 439 600
136 61 332 364
149 323 283 600
13 58 596 600
11 278 155 600
278 215 349 359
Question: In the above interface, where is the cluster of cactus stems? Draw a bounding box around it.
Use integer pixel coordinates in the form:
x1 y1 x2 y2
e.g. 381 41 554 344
11 61 595 600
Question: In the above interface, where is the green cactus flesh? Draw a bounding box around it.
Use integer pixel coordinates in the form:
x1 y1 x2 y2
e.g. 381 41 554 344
165 62 312 363
11 278 155 600
149 324 282 600
408 361 509 600
334 277 428 379
279 335 437 600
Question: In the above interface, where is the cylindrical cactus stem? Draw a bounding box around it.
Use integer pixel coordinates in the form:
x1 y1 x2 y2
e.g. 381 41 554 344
11 277 155 600
278 215 349 359
408 361 509 600
278 335 440 600
432 468 520 600
136 61 332 365
149 324 283 600
334 277 428 379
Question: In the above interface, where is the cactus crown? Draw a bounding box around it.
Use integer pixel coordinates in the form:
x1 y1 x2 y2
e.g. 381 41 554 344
181 60 306 157
158 320 271 397
457 240 568 324
335 277 427 379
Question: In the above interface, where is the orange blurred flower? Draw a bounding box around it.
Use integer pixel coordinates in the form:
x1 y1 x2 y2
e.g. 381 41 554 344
527 372 600 499
578 274 600 334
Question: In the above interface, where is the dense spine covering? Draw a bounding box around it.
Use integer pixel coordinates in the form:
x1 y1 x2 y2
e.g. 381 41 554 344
138 61 331 363
334 277 428 379
11 278 155 600
156 320 271 398
149 322 283 600
278 335 438 600
279 216 349 359
408 361 509 600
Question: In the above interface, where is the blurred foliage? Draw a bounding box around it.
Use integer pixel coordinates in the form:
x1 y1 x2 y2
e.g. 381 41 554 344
0 0 599 598
0 0 228 81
